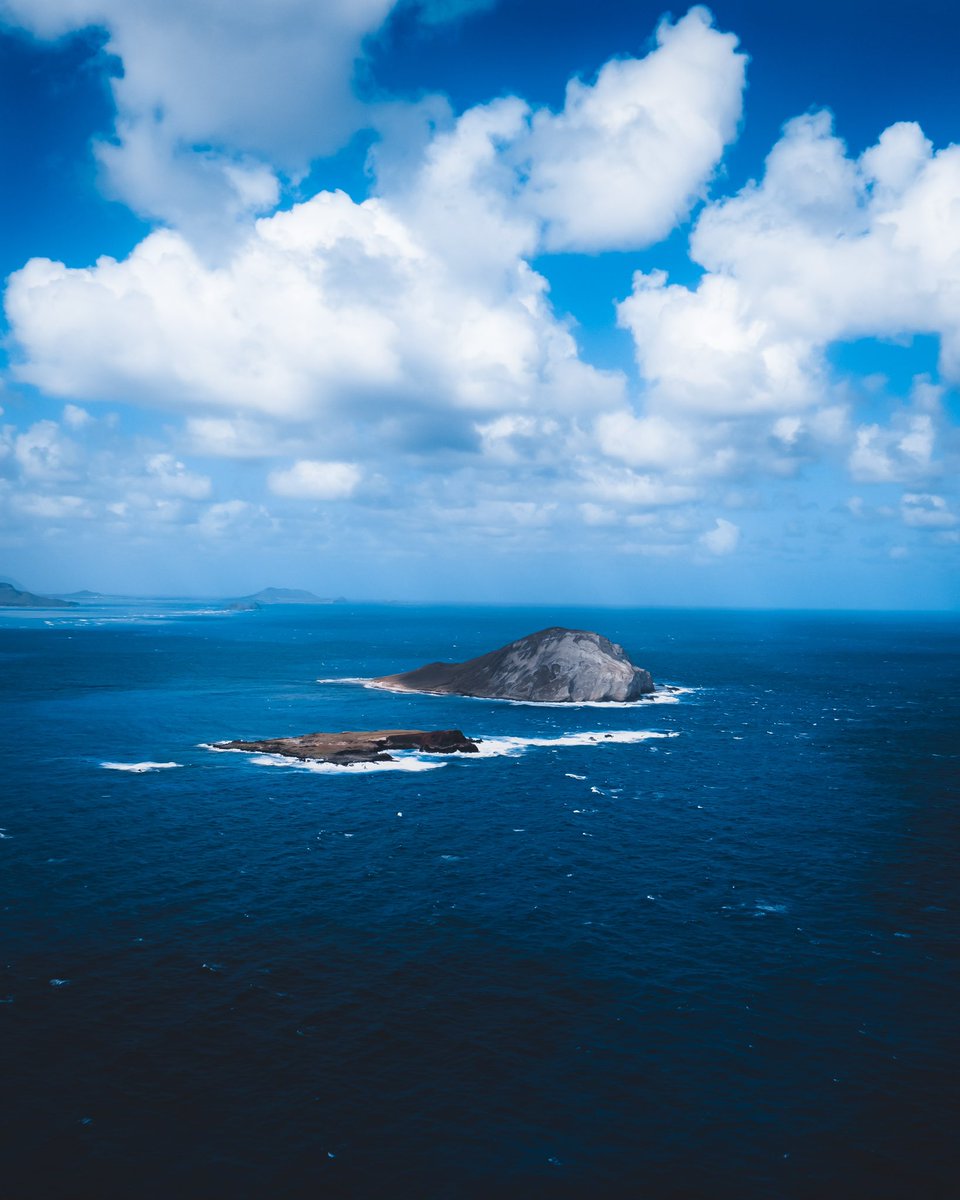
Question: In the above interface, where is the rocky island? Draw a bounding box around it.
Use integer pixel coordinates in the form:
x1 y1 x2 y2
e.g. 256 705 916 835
375 627 654 703
219 728 479 765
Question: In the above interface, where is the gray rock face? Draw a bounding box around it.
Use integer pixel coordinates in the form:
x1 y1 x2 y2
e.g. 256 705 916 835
375 627 654 703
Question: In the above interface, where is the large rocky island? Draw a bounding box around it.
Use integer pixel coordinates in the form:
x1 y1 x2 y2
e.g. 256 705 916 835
375 627 654 703
220 728 479 765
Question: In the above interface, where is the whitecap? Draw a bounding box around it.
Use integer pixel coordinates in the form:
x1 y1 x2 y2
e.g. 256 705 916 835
471 730 677 757
101 761 182 772
317 677 695 707
203 729 675 775
244 752 446 774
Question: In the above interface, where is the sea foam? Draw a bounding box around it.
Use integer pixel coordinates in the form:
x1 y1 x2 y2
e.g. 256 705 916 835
101 761 182 772
471 730 677 757
316 677 693 706
201 729 674 775
245 752 446 774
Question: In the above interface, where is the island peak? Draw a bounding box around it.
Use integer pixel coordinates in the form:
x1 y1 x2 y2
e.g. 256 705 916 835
375 626 654 703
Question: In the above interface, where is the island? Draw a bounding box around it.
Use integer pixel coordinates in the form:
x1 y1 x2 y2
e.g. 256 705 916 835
227 587 340 611
218 728 480 765
0 581 78 609
374 627 654 703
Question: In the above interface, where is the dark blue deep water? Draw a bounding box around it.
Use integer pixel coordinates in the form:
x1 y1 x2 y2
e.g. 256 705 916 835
1 604 958 1198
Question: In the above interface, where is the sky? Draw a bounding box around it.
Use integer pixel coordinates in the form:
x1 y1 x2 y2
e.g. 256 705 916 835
0 0 958 607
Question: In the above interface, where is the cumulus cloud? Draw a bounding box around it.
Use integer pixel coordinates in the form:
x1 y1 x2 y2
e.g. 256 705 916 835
5 183 622 438
848 414 936 483
900 493 957 529
699 516 740 555
267 460 362 500
1 3 745 255
0 0 402 234
519 7 745 251
193 499 264 539
145 454 212 500
14 420 79 481
618 113 960 420
595 411 700 470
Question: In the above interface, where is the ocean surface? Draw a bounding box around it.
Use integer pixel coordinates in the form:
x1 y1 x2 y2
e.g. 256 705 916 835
1 602 957 1198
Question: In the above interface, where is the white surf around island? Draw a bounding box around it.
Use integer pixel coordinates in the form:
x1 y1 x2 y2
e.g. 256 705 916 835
101 761 183 772
470 730 677 756
201 743 446 773
316 677 695 707
200 729 677 775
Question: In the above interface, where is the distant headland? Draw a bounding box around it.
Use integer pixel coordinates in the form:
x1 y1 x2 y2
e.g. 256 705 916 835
0 581 77 609
227 587 344 611
375 627 654 703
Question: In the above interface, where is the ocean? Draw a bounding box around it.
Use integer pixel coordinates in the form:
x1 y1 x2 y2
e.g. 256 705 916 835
1 603 957 1198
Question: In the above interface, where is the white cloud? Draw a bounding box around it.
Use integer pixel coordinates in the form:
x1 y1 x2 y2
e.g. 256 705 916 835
699 516 740 555
848 413 937 483
595 411 699 470
145 453 212 500
901 493 957 529
2 2 746 256
268 460 362 500
6 184 622 435
62 404 91 429
184 416 290 459
13 492 91 519
0 0 399 235
194 499 263 538
618 112 960 416
581 466 698 508
14 420 78 481
517 8 745 251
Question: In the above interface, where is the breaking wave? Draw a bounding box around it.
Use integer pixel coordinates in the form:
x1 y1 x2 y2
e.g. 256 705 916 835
472 730 678 757
101 761 182 772
316 677 694 706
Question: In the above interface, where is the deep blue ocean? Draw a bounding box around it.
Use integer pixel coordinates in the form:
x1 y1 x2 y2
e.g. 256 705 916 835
1 603 957 1198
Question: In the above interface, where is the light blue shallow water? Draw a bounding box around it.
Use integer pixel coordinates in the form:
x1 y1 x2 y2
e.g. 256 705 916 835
1 603 957 1197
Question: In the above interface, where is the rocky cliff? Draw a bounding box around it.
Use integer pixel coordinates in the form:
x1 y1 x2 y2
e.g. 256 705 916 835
375 627 654 703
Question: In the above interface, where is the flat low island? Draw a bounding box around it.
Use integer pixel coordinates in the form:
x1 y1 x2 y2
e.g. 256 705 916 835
220 729 479 765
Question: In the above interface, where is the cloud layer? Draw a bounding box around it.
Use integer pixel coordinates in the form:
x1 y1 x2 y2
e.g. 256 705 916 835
1 5 958 598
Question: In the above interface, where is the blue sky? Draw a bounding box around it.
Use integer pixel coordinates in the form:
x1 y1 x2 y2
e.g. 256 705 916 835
0 0 958 606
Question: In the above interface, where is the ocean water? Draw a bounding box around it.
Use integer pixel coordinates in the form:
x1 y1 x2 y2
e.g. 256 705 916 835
1 603 957 1198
